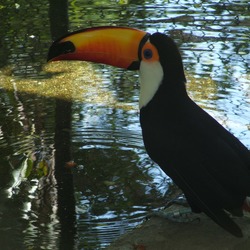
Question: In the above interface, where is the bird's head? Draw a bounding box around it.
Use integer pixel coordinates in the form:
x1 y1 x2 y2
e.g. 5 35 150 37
48 26 186 108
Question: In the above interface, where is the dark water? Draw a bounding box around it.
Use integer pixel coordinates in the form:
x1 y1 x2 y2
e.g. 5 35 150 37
0 0 249 249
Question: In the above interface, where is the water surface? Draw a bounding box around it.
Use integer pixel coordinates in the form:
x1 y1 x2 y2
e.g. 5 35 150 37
0 0 249 249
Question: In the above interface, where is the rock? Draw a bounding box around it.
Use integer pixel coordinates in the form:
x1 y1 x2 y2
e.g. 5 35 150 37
106 208 250 250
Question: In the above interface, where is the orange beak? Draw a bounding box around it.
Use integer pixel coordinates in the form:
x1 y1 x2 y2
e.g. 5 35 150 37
47 26 149 70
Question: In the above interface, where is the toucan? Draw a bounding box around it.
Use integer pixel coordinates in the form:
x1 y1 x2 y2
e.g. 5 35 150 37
47 26 250 237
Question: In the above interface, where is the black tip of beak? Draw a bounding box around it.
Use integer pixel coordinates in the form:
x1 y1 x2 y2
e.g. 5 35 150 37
47 41 76 62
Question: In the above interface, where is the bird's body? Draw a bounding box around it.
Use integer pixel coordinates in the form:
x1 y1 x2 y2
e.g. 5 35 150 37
48 26 250 237
139 33 250 237
140 74 250 237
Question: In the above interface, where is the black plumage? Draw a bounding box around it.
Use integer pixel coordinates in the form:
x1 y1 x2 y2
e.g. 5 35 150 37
140 33 250 237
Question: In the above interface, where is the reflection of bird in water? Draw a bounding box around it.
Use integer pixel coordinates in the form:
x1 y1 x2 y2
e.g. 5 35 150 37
48 26 250 237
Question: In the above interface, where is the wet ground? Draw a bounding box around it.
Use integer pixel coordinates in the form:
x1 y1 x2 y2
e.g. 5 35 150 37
107 205 250 250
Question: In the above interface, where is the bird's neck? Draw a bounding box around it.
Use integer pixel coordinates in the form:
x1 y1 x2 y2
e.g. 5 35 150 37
139 61 164 109
139 60 187 109
139 77 189 155
140 75 188 111
155 79 188 107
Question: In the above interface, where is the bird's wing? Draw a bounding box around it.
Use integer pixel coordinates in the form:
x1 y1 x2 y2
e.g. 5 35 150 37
158 100 250 237
166 158 244 238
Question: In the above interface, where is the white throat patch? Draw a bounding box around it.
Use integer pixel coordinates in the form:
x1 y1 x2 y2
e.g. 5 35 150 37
139 60 164 109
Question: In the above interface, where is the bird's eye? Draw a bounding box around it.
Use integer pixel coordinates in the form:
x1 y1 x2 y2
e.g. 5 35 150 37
143 49 153 59
141 43 159 62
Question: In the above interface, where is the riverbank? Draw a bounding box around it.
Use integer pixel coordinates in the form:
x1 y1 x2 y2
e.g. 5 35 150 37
107 205 250 250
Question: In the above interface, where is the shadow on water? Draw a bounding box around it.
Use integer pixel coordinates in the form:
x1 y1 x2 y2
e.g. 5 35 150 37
50 1 76 249
54 99 76 250
0 0 249 249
